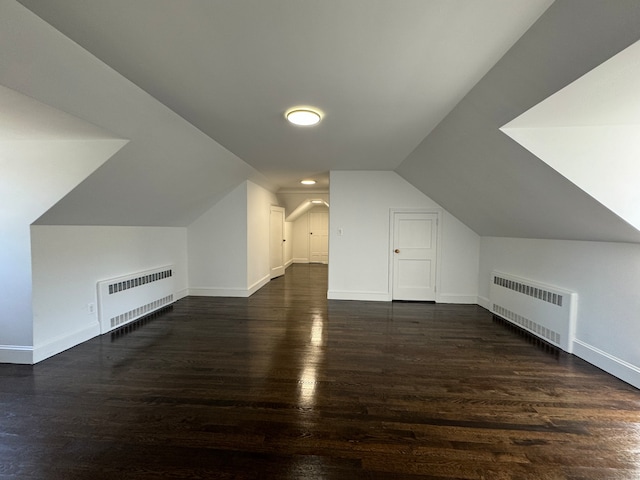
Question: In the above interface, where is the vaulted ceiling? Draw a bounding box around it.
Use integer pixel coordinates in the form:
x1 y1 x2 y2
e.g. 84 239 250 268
7 0 640 241
16 0 552 190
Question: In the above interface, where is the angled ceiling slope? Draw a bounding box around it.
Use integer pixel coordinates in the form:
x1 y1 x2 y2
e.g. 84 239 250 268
1 1 272 227
501 39 640 232
0 83 128 226
396 0 640 243
17 0 553 191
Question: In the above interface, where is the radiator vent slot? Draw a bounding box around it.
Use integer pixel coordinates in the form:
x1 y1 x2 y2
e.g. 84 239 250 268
493 304 560 345
97 266 175 334
108 269 172 295
110 294 174 329
489 271 577 353
493 275 562 307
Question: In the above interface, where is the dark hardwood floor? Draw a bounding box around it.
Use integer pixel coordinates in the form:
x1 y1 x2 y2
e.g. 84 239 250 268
2 264 640 479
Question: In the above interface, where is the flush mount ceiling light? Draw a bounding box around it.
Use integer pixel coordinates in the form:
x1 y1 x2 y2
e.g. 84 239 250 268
300 179 316 185
286 107 322 126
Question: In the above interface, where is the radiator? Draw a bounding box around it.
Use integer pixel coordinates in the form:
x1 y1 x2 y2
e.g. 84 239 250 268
489 271 577 353
97 265 175 334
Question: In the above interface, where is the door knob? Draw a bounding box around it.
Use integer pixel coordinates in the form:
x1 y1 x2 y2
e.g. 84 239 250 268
394 249 400 253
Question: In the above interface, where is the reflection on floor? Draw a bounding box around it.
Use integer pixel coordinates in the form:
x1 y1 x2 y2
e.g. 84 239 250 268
2 264 639 479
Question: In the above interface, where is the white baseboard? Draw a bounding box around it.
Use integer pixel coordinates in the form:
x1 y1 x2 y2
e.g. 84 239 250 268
437 293 478 304
174 288 189 301
285 259 294 268
32 322 100 364
328 291 486 304
190 275 271 298
293 258 309 263
327 290 392 302
190 287 250 297
477 295 491 310
247 275 270 296
573 339 640 390
0 345 34 364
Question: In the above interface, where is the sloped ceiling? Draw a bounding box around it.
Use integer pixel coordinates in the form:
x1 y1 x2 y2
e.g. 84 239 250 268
501 39 640 232
16 0 552 192
396 0 640 242
6 1 640 241
1 1 272 227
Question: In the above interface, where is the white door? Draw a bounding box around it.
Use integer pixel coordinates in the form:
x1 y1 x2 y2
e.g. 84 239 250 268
309 211 328 264
392 212 438 301
270 206 285 279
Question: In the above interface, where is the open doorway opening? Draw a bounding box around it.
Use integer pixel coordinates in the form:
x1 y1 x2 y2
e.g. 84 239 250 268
278 196 329 266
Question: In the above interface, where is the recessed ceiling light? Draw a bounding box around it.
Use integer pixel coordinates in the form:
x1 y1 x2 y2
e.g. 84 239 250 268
286 107 322 126
301 179 316 185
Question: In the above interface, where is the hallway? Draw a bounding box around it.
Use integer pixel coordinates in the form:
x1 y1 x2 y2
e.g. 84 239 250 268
1 264 640 479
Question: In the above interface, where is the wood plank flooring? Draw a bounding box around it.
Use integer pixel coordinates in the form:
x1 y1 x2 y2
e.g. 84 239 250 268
2 264 640 479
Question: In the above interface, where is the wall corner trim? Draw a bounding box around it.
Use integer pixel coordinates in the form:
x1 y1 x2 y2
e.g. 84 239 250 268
477 295 491 310
32 322 100 364
573 339 640 390
247 275 271 296
175 288 189 301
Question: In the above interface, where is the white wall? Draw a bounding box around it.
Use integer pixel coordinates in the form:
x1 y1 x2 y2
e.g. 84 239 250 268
188 182 248 296
0 139 125 362
329 171 479 302
30 225 187 363
0 2 270 229
188 180 279 297
247 181 279 293
479 237 640 388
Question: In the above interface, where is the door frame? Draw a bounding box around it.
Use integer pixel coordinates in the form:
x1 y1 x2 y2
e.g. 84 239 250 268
388 208 443 302
308 210 329 264
270 205 286 279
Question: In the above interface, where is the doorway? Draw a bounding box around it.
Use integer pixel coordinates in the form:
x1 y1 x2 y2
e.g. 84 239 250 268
309 211 328 264
390 210 440 301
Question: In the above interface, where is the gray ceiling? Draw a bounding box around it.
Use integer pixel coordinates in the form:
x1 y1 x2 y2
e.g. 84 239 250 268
16 0 553 190
11 0 640 241
397 0 640 241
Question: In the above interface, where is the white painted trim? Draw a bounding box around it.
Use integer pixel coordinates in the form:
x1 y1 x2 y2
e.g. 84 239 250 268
174 288 189 301
388 208 443 301
293 258 310 263
573 339 640 390
437 294 478 304
32 322 100 364
285 258 294 268
190 275 271 298
189 287 251 297
248 274 271 296
327 290 392 301
477 295 491 310
270 205 286 279
0 345 34 364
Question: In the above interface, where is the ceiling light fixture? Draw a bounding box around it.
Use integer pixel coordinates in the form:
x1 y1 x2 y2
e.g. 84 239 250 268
286 107 322 126
300 179 316 185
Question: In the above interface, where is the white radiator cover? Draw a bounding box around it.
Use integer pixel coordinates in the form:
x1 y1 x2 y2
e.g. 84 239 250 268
489 271 578 353
97 265 175 334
